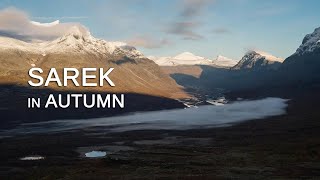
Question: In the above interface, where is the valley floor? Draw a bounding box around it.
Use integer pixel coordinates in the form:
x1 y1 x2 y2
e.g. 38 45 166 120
1 92 320 179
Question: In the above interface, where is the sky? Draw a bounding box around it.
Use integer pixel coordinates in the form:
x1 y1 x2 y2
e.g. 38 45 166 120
0 0 319 60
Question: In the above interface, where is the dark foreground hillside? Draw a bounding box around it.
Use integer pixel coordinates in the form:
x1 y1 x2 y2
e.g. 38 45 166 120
0 88 320 179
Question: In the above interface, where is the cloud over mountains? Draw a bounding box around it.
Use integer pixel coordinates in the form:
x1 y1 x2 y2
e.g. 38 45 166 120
0 7 83 41
166 0 215 40
126 35 171 49
180 0 214 18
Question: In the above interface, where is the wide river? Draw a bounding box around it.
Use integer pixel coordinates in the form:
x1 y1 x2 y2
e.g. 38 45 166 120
0 97 288 137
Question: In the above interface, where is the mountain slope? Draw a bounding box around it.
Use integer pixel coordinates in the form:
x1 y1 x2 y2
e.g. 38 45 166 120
0 26 187 99
284 27 320 62
293 27 320 56
280 27 320 84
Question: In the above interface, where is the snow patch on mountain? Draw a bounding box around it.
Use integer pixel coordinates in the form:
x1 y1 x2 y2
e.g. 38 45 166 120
148 56 174 66
254 51 284 62
0 36 40 52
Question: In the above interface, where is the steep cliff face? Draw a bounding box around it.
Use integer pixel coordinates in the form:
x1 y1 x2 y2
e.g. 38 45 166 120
292 27 320 57
280 27 320 84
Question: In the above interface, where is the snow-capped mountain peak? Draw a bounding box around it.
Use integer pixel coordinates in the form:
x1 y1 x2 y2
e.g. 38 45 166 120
241 50 283 62
150 52 213 66
0 25 144 58
253 50 283 62
173 52 205 61
212 55 239 67
294 27 320 56
63 25 92 39
233 50 283 70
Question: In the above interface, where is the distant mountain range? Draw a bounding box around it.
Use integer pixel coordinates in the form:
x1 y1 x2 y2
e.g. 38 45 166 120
148 52 213 66
1 24 319 100
158 50 285 90
165 27 320 97
149 50 283 70
149 52 239 68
